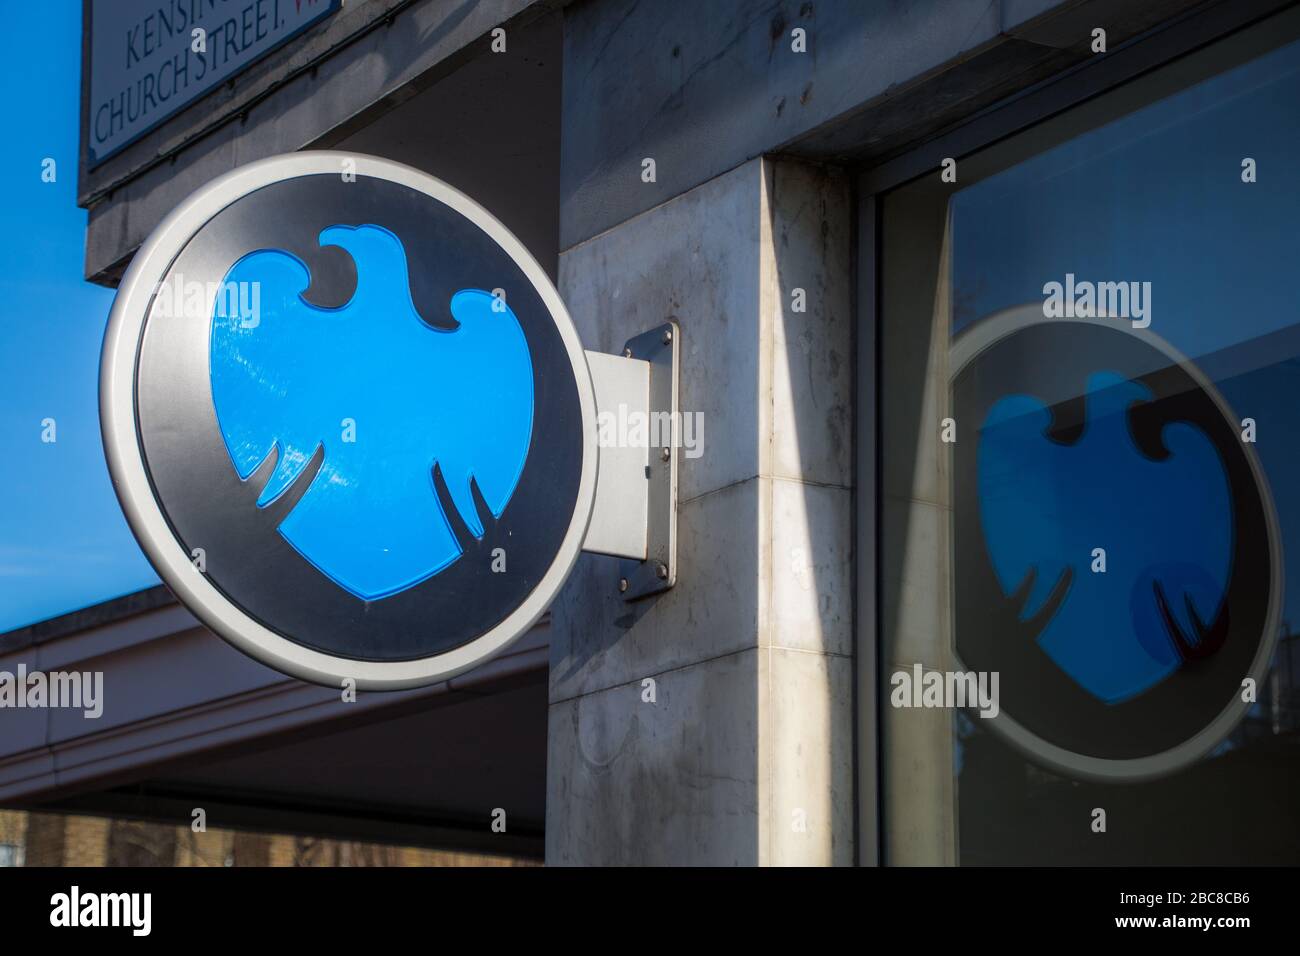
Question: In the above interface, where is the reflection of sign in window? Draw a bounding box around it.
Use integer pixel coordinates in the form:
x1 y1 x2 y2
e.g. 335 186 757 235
949 310 1279 780
879 14 1300 865
86 0 340 166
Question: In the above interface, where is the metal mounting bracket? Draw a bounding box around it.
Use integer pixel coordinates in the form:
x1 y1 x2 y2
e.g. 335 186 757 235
581 320 680 600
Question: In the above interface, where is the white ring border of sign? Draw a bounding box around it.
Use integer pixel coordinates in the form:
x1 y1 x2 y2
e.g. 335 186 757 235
949 303 1283 782
100 152 598 691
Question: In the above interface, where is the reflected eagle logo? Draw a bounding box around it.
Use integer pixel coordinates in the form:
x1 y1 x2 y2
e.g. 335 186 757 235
208 223 534 601
977 371 1232 704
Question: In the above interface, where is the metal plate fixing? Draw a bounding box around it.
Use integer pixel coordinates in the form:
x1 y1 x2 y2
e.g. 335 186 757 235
619 320 679 600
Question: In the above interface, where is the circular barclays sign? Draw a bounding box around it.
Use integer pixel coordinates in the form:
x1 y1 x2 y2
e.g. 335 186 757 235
101 153 597 690
950 305 1282 781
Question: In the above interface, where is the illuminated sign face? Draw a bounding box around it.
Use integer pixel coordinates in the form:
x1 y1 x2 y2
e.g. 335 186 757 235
952 307 1281 781
102 153 596 689
209 225 536 601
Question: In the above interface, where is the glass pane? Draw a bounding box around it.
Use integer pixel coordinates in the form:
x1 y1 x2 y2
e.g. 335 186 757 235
881 9 1300 865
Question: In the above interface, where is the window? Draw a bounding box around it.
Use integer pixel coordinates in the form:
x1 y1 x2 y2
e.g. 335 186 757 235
879 7 1300 865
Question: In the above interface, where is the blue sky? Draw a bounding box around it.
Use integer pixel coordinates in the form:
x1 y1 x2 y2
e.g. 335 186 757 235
0 3 158 633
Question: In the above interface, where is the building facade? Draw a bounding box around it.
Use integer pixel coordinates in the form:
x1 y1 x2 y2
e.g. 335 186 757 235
0 0 1297 865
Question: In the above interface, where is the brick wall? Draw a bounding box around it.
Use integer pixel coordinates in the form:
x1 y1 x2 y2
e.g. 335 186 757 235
7 811 536 866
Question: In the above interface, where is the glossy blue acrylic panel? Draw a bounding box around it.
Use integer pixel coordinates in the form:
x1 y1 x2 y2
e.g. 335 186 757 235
209 224 534 601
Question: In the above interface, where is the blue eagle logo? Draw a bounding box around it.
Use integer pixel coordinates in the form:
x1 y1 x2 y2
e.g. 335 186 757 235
208 223 534 601
977 371 1233 704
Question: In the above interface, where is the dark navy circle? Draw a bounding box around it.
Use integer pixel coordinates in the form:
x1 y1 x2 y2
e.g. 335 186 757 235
132 173 583 662
953 318 1277 768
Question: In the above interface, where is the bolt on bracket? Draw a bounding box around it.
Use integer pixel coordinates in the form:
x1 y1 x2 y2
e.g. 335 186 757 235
580 320 680 600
